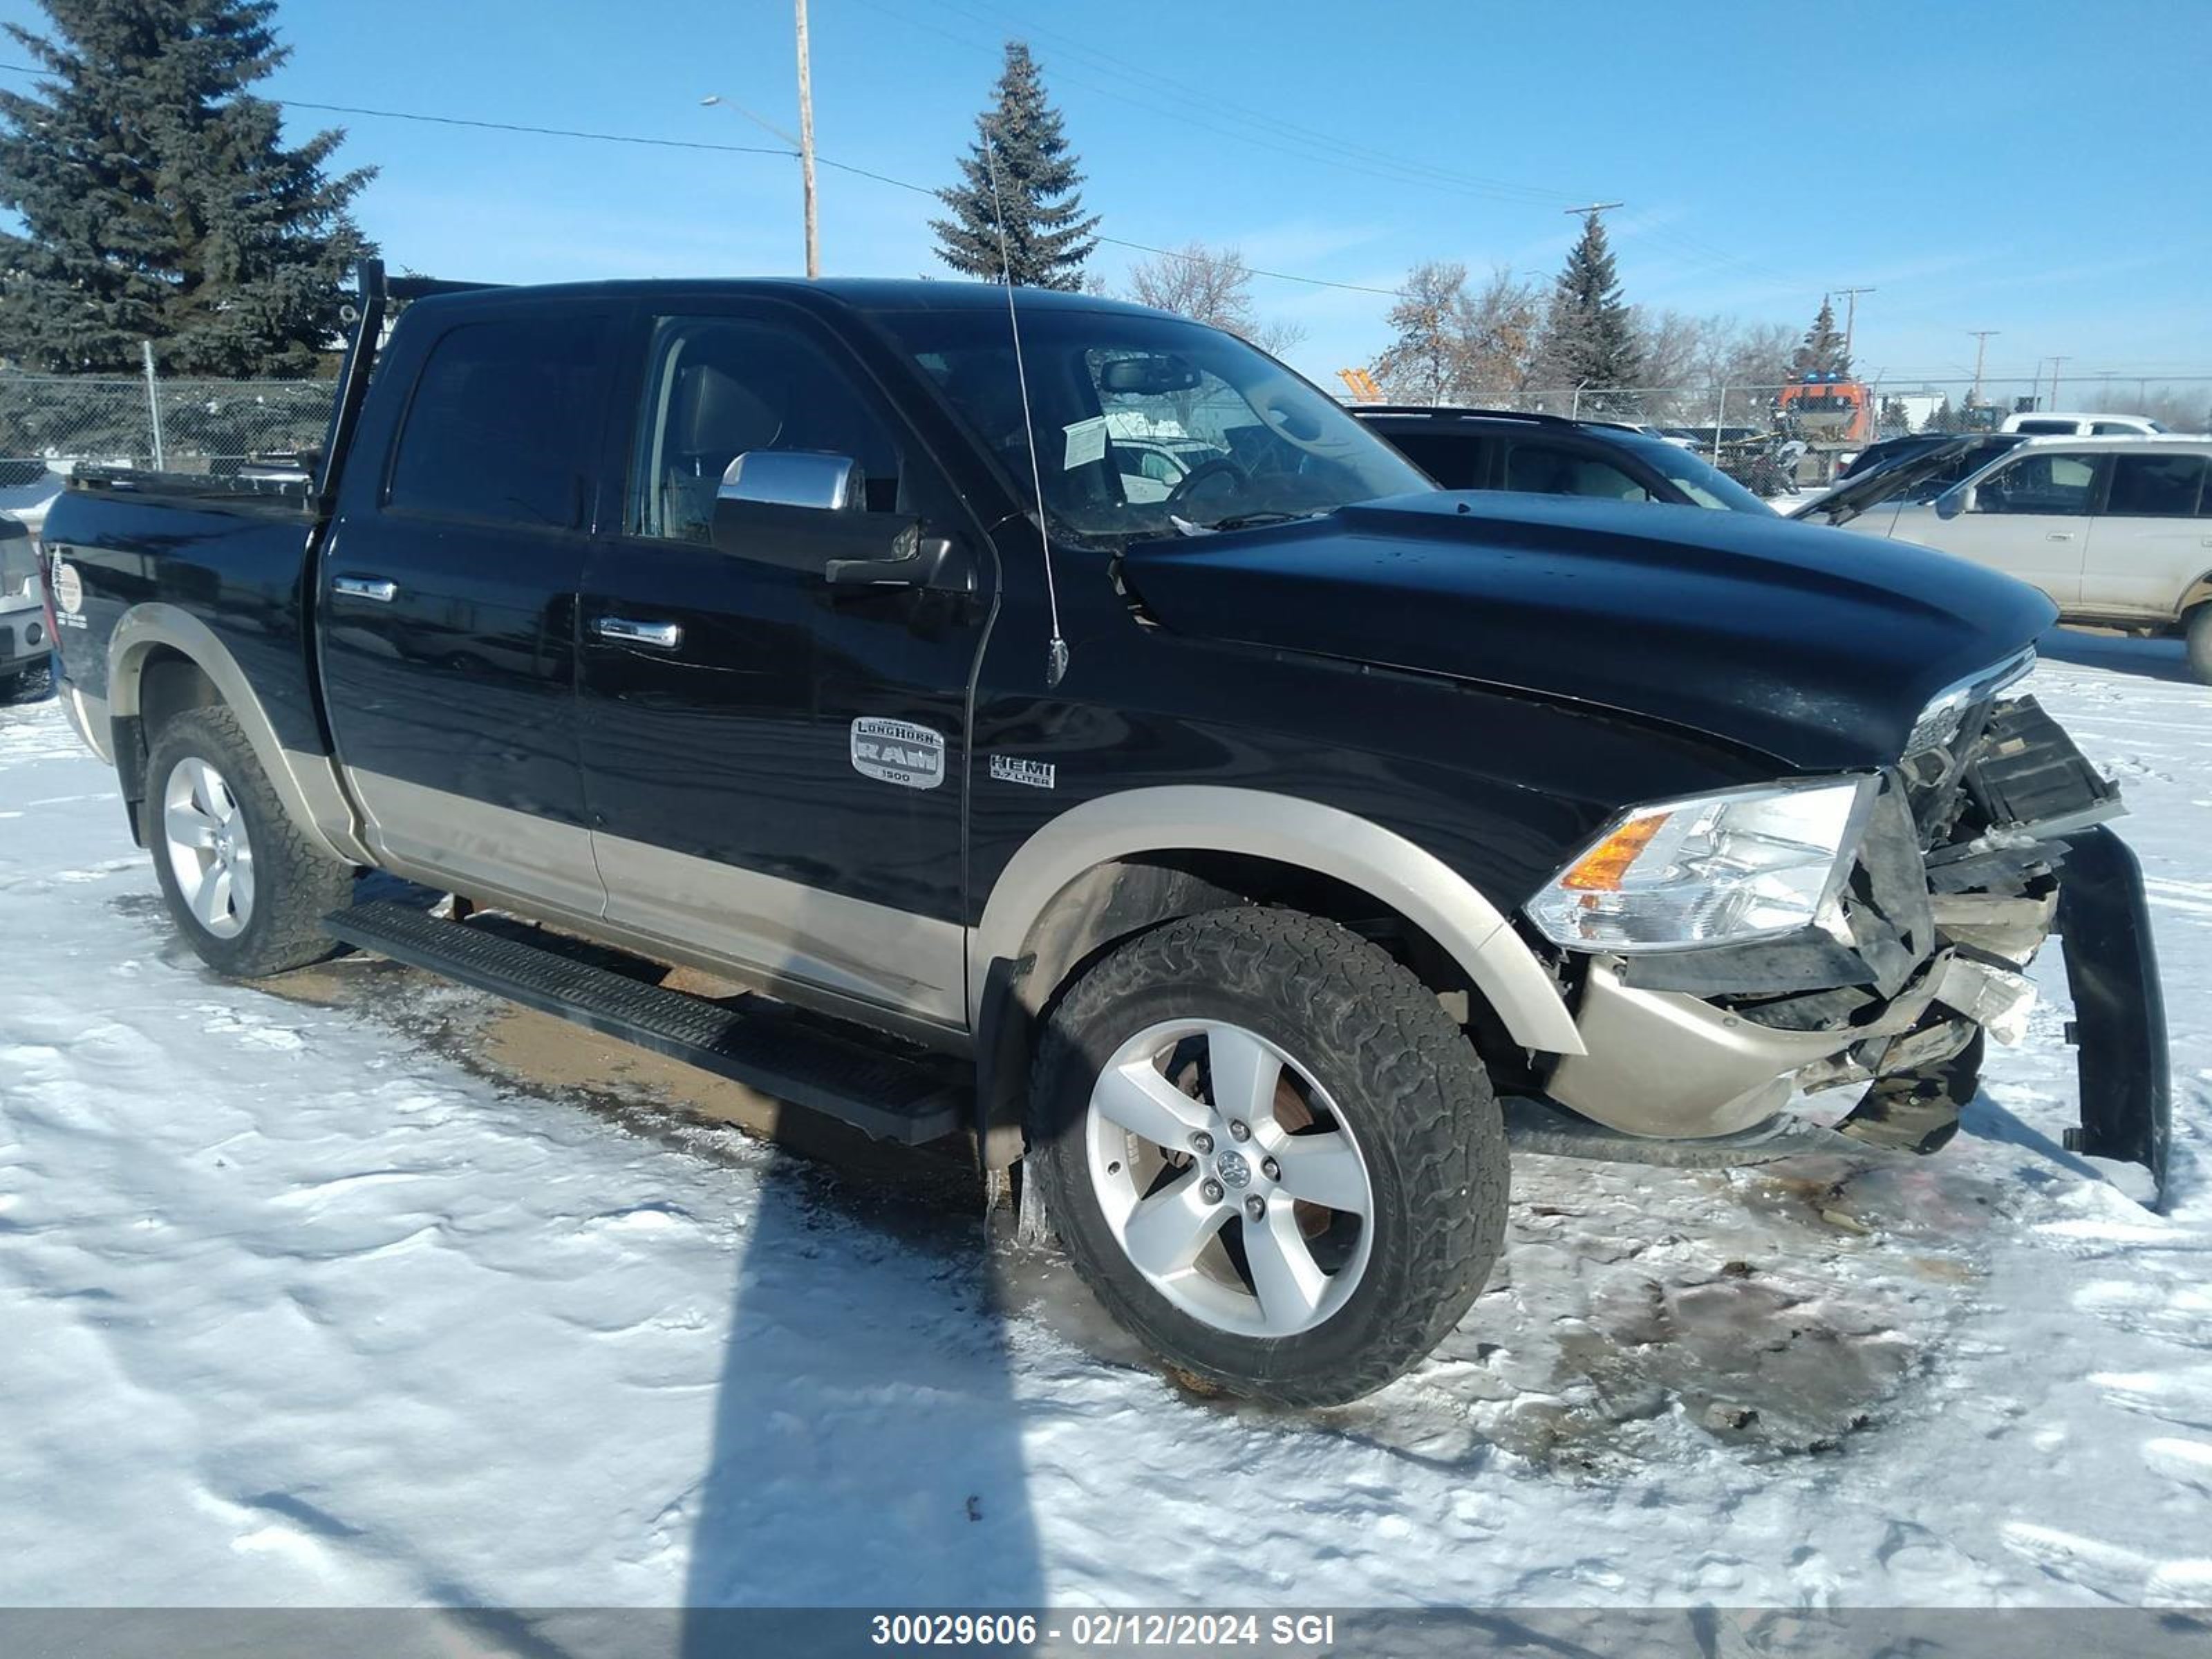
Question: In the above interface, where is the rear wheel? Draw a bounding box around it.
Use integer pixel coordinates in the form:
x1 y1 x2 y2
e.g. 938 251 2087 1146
144 706 356 977
2186 603 2212 686
1027 907 1508 1407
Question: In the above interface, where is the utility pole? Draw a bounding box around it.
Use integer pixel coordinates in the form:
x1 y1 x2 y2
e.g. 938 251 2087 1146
1563 201 1625 222
794 0 819 279
1835 285 1875 367
1967 330 1999 406
2048 355 2070 409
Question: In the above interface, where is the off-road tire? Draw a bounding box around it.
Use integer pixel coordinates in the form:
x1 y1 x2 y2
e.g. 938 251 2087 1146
144 706 356 977
1027 906 1509 1407
2186 603 2212 686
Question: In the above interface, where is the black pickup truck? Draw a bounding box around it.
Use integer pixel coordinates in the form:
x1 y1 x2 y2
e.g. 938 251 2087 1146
40 265 2168 1405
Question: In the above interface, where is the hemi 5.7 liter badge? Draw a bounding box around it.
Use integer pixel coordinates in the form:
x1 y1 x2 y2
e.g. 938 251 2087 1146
850 718 946 790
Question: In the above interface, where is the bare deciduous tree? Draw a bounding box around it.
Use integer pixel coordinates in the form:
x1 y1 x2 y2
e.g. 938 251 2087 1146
1126 241 1306 358
1371 263 1541 406
1373 261 1477 404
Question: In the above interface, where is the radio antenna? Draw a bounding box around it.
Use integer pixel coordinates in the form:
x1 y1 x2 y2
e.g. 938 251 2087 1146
983 131 1069 688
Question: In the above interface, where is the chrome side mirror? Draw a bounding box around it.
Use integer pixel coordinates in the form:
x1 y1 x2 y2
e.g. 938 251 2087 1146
719 450 863 512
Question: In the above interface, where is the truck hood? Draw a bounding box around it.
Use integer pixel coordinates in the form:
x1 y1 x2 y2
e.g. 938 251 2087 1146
1118 491 2056 771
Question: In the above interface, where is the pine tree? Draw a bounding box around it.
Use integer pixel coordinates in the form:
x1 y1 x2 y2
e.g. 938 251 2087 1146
0 0 375 376
930 41 1098 290
1791 298 1850 379
1535 211 1641 400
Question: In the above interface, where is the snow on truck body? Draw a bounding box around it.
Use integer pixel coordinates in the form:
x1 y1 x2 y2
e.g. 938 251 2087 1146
33 263 2173 1404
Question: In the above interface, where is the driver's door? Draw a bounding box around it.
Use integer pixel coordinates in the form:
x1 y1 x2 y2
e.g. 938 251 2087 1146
577 303 989 1027
1916 449 2101 608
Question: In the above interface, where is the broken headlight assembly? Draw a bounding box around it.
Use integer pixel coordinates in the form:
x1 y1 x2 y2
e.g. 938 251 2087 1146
1525 776 1877 953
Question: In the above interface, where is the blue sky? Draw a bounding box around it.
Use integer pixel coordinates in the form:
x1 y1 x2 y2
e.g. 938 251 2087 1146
5 0 2209 397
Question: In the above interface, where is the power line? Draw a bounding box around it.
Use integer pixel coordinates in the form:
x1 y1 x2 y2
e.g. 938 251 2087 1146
275 96 796 159
0 58 1411 301
901 0 1584 208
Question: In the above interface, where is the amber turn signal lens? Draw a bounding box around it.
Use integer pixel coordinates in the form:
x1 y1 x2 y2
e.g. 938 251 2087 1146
1559 812 1668 892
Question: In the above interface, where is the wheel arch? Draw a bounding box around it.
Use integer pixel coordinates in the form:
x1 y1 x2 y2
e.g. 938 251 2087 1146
106 604 370 863
970 787 1583 1165
2177 572 2212 617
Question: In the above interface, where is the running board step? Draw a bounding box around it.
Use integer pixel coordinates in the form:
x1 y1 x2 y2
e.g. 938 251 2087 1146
326 899 971 1145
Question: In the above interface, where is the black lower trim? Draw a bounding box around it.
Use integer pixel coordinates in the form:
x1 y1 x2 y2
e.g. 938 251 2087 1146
326 899 971 1145
2056 826 2171 1204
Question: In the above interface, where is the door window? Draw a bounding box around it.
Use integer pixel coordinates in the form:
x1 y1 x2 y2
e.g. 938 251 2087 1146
1383 431 1488 489
1975 451 2099 514
629 315 906 543
386 314 608 529
2103 453 2207 517
1503 441 1653 502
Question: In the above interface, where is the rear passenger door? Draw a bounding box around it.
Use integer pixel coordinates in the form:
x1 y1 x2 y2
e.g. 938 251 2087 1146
2084 450 2211 619
319 300 617 917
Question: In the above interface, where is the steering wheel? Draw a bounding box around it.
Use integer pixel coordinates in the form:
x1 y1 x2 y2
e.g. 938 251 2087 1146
1166 457 1249 506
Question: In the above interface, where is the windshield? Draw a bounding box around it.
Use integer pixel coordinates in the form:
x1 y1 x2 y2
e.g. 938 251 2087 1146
875 305 1429 542
1615 435 1771 514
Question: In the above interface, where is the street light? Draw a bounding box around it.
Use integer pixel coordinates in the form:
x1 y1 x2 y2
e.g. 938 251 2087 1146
700 19 819 280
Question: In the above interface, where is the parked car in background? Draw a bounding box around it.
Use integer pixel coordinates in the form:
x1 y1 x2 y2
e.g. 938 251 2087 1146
1838 433 1958 480
0 460 66 547
1352 406 1773 514
2001 411 2172 438
1 514 53 701
1798 434 2032 518
1826 435 2212 682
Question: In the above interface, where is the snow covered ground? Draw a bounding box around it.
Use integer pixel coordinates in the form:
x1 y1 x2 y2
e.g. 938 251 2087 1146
1 635 2208 1618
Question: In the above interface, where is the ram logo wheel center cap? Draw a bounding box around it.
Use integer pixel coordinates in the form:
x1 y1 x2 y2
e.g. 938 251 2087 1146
1214 1148 1253 1190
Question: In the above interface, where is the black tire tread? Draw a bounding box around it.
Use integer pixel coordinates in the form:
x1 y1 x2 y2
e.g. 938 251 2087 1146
2186 602 2212 686
1029 906 1508 1406
144 706 355 978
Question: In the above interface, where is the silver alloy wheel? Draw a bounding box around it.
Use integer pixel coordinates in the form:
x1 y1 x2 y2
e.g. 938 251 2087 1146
1085 1018 1376 1337
162 754 254 939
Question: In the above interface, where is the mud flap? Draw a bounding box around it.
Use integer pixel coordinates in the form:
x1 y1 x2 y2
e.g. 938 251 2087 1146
2056 825 2171 1206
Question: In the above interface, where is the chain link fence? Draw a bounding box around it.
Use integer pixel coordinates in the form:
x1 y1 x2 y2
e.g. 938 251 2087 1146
0 371 335 485
1439 375 2212 443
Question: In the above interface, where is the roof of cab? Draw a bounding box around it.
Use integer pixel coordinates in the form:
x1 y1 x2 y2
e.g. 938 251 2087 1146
400 276 1171 321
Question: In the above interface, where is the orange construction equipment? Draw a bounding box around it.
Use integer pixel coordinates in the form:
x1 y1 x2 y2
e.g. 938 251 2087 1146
1338 367 1384 403
1775 375 1875 448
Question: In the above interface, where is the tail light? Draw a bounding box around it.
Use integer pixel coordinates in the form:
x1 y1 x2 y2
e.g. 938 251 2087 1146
36 538 61 653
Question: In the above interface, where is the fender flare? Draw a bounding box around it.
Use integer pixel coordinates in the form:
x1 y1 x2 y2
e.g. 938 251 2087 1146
107 604 371 865
970 785 1584 1056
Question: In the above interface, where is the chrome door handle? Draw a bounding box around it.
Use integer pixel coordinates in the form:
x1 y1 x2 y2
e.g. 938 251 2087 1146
593 616 683 650
332 574 397 602
2045 532 2074 542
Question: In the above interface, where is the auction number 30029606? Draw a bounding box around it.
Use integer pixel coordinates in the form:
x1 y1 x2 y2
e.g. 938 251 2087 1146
868 1612 1338 1647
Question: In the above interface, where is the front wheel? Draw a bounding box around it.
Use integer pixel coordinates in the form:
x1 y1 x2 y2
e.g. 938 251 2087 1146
1027 907 1508 1407
144 706 357 977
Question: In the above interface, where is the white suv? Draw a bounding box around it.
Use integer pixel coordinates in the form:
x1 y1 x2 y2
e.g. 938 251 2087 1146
2000 411 2171 438
1848 436 2212 681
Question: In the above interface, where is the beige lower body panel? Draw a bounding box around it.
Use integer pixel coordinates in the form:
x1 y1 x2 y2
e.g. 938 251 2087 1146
346 769 968 1033
1547 953 1967 1139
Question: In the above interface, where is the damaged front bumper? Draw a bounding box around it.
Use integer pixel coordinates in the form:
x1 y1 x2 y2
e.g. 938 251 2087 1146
1541 695 2172 1204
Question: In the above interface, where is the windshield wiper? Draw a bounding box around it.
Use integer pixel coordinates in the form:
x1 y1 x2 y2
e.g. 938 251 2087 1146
1203 509 1323 533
